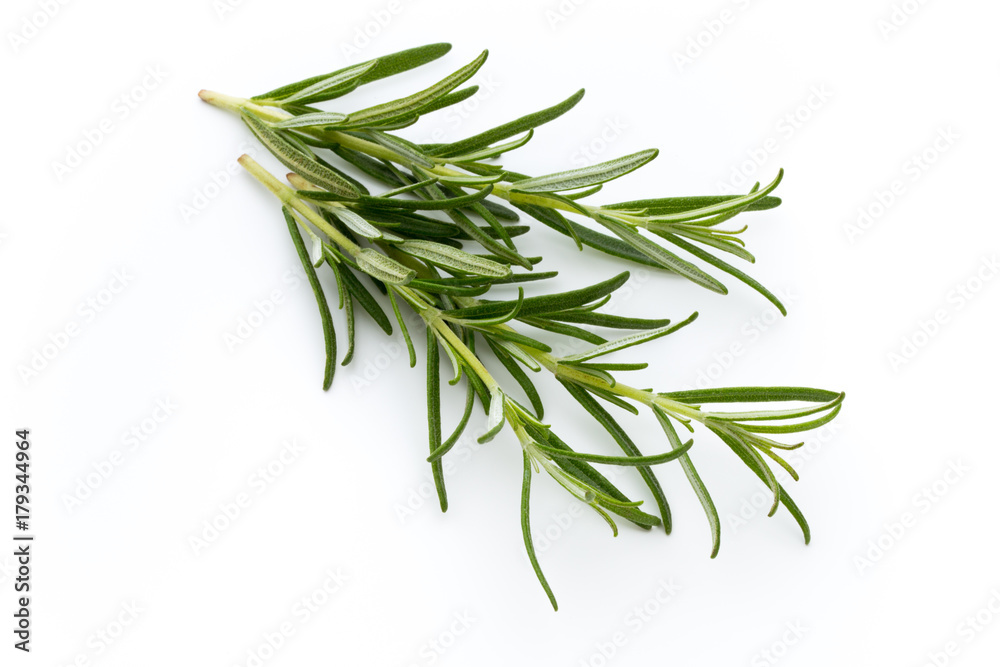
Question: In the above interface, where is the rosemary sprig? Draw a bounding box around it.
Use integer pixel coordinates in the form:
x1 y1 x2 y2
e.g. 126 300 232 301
199 43 788 312
200 45 844 609
229 153 842 609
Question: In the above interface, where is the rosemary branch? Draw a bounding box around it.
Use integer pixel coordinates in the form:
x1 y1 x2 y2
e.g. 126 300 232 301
203 44 844 609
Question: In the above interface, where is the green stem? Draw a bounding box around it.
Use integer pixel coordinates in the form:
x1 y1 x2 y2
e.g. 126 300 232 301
426 315 500 393
239 152 507 401
238 155 361 256
201 91 593 216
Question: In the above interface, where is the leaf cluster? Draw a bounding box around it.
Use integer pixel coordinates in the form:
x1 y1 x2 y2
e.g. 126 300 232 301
201 44 844 609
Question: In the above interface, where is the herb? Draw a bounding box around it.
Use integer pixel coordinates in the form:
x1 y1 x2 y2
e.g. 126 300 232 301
200 44 844 609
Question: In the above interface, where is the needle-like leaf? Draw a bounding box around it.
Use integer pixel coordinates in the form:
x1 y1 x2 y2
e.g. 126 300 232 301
284 207 336 390
242 111 361 198
511 149 658 194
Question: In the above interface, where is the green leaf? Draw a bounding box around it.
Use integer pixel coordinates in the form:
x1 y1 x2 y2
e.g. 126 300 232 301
700 395 844 422
329 144 405 186
254 43 454 104
580 362 648 371
514 203 581 250
477 326 551 352
517 204 662 268
252 60 378 103
429 89 585 158
427 381 476 462
491 338 542 372
479 388 506 443
271 112 349 130
342 50 489 128
561 184 603 200
421 182 532 269
444 271 630 320
585 386 640 415
485 338 544 419
326 207 383 240
733 404 843 434
561 381 672 533
479 197 520 222
353 184 494 211
242 111 362 199
556 362 616 388
521 451 558 610
419 85 480 114
436 171 505 186
711 424 781 516
426 327 448 511
546 311 671 330
377 177 441 199
351 43 455 86
340 270 356 365
664 387 843 405
444 130 534 163
355 248 416 285
657 233 786 315
524 424 659 530
510 149 658 194
711 425 809 541
519 316 607 346
652 406 720 557
604 195 782 215
532 438 692 466
333 261 393 335
284 207 336 390
364 130 436 168
561 313 697 363
398 239 511 278
644 170 785 223
388 291 416 367
659 225 755 263
594 214 728 293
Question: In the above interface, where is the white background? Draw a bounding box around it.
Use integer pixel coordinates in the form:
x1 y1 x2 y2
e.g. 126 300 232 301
2 0 999 665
